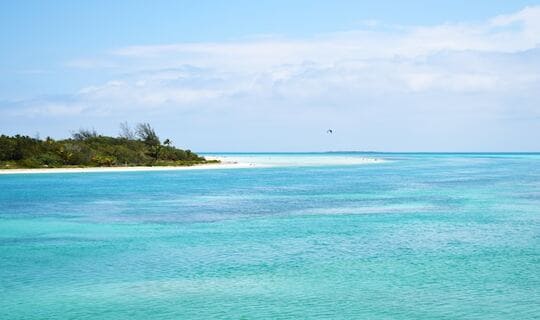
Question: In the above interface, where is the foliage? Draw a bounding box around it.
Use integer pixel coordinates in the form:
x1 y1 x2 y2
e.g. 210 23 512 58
71 128 98 141
0 123 210 169
118 121 136 140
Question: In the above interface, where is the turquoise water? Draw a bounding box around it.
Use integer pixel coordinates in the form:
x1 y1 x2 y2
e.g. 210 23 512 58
1 153 539 319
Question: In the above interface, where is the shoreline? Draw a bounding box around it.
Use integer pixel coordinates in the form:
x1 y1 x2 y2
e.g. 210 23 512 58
0 156 384 175
0 159 257 175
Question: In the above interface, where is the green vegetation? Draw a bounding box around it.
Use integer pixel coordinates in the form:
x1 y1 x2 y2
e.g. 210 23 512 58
0 123 217 169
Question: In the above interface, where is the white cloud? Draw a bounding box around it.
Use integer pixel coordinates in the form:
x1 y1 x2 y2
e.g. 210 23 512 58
61 6 538 109
109 6 540 63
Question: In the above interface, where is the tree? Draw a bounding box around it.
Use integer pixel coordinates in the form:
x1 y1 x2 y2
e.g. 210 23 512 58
135 123 161 161
135 123 160 146
119 122 136 140
72 128 98 141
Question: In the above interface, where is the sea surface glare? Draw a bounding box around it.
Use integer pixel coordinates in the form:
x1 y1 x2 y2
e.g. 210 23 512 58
1 153 539 319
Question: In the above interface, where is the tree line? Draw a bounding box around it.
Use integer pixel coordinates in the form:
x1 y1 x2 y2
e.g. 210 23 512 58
0 123 215 168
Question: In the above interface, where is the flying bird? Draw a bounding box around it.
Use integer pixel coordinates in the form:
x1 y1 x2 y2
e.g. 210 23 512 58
326 129 333 134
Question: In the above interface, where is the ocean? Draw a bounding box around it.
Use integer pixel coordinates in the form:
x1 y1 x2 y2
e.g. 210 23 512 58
1 153 539 319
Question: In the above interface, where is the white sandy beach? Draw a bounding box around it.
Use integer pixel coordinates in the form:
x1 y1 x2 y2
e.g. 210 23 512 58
0 158 253 175
0 155 384 175
214 155 385 167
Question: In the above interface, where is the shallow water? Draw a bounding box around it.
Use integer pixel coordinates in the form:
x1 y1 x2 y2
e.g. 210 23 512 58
1 153 539 319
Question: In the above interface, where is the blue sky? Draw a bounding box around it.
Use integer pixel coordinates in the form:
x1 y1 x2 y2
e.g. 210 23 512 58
1 0 540 151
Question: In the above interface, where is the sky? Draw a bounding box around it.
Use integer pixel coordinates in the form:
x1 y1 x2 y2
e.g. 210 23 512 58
1 0 540 152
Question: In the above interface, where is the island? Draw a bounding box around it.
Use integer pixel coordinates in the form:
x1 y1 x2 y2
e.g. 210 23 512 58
0 123 218 169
